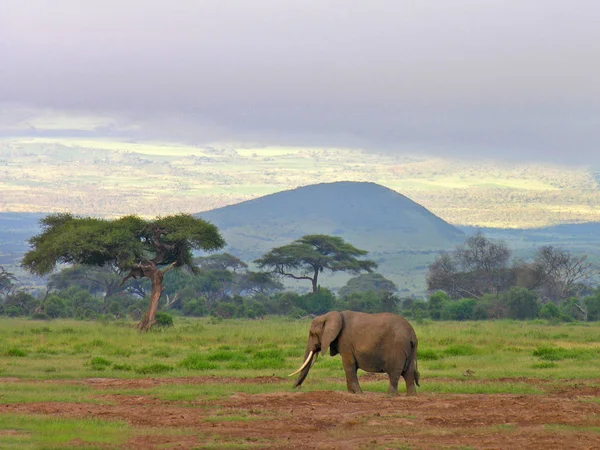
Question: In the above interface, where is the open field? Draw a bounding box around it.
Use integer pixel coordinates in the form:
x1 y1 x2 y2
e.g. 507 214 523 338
1 317 599 448
2 138 600 228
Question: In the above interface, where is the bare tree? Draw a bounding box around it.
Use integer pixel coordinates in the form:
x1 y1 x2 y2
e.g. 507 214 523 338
427 232 514 299
519 246 595 303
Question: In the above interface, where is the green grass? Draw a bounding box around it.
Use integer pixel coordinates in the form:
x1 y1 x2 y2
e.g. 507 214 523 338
0 382 103 404
1 317 600 385
0 414 129 448
0 317 600 448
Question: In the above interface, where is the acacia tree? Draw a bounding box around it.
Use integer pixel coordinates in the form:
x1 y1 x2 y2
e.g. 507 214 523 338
22 213 225 330
0 266 18 299
254 235 377 293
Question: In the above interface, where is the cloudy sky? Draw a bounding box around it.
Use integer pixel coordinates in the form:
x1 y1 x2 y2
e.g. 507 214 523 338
1 0 599 163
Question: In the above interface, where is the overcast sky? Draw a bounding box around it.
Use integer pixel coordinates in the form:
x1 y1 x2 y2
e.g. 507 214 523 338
1 0 599 164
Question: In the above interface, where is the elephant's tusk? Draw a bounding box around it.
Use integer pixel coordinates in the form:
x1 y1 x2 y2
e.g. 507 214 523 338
288 351 314 377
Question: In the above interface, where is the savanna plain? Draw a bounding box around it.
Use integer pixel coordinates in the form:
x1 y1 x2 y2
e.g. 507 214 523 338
1 318 599 449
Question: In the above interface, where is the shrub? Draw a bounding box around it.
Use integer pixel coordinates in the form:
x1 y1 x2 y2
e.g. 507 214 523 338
584 294 600 321
207 350 247 362
441 298 477 321
182 298 208 317
249 348 285 369
112 363 133 371
301 289 336 315
532 362 557 369
155 311 174 327
428 291 448 320
180 353 219 370
90 356 112 370
444 344 477 356
152 348 173 358
533 346 596 361
135 363 174 374
418 349 442 360
5 348 27 357
539 303 561 321
503 287 539 320
213 302 236 319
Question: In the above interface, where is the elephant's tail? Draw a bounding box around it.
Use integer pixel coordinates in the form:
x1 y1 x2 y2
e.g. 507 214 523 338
404 340 420 387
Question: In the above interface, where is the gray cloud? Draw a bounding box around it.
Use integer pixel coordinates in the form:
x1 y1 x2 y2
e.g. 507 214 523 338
1 0 599 163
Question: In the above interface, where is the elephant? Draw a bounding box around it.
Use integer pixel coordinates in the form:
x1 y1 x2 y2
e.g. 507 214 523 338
289 310 420 396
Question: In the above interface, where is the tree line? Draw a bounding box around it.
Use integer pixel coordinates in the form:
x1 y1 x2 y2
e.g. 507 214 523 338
1 214 599 328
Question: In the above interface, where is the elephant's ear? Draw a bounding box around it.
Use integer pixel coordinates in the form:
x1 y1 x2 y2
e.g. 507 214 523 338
321 311 342 357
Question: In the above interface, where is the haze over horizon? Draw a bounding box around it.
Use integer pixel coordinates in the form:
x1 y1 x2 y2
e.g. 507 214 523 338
2 0 599 165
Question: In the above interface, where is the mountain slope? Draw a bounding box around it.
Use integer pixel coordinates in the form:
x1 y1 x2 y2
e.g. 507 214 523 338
198 181 464 254
196 182 465 292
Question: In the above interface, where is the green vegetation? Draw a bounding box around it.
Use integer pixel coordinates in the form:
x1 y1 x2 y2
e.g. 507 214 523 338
0 317 599 383
0 414 130 448
21 213 225 330
0 317 598 448
255 234 378 293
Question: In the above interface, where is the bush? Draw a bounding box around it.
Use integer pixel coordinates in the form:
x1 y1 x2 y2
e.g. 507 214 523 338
418 349 442 360
182 298 207 317
155 311 174 327
503 287 539 320
343 291 400 314
471 300 490 320
428 291 448 320
213 302 236 319
90 356 112 370
533 346 596 361
444 344 477 356
180 353 219 370
584 294 600 321
249 348 286 369
5 348 27 357
207 350 247 362
560 297 586 321
539 303 561 321
243 299 268 319
135 363 174 374
441 298 477 321
301 289 336 315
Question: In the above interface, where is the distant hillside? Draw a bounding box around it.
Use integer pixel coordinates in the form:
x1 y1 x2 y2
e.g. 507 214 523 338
3 191 600 295
197 182 465 292
4 138 600 228
0 212 45 284
198 181 464 254
459 223 600 264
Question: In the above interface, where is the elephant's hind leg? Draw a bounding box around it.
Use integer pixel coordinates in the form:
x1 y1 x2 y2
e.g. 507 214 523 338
403 372 417 396
387 372 400 396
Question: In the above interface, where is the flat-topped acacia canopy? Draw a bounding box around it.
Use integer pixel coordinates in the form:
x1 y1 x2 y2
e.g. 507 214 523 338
22 213 225 330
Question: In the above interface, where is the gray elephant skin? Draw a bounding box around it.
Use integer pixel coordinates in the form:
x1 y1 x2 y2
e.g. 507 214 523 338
291 310 420 396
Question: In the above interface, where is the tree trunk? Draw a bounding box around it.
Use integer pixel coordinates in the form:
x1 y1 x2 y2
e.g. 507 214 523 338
137 267 165 331
311 269 319 293
34 287 52 314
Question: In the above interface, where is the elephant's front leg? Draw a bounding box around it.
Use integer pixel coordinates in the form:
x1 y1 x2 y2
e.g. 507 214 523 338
342 358 362 394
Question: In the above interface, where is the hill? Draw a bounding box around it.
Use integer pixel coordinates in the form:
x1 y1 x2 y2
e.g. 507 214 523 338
198 181 464 252
197 181 465 292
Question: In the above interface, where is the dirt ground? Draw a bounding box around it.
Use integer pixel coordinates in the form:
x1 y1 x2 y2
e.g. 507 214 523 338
2 376 600 449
